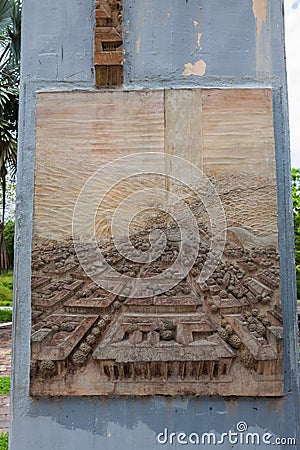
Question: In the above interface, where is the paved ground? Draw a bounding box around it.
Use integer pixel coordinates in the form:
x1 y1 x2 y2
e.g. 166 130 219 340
0 325 12 434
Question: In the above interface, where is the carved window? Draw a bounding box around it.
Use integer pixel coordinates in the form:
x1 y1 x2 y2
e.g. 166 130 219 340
95 0 123 87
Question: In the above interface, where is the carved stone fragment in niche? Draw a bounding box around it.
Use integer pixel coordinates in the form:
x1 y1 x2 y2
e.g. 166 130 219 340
95 0 123 86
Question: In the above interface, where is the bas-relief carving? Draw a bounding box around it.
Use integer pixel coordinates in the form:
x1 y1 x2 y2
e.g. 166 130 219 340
30 89 283 396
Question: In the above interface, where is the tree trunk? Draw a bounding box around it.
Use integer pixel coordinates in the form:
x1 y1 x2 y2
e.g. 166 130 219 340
0 222 10 271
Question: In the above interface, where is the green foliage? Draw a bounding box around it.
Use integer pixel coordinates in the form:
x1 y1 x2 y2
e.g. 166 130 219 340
0 379 10 450
0 301 11 306
0 376 10 395
0 181 15 223
0 269 13 319
0 1 20 272
0 270 13 290
0 285 12 302
0 1 14 40
4 220 14 262
0 1 21 68
0 309 12 323
0 433 8 450
0 270 13 305
292 168 300 299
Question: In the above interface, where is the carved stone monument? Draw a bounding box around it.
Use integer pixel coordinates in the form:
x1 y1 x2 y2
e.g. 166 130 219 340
10 1 299 449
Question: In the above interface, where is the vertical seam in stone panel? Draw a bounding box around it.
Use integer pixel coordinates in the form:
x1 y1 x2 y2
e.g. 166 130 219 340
163 89 167 131
93 0 96 85
164 89 168 194
200 89 204 171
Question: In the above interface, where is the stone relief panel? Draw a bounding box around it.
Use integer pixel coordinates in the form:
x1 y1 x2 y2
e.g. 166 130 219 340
30 89 283 396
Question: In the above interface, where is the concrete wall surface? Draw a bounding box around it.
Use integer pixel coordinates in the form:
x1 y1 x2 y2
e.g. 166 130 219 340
10 0 299 449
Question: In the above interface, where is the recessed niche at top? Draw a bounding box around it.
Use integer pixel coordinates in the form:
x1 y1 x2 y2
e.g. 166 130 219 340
94 0 123 87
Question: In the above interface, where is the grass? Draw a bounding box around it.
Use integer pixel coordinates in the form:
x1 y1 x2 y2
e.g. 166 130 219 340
0 272 13 323
0 272 13 291
0 433 8 450
0 287 12 305
0 301 12 307
0 271 13 306
0 310 12 323
0 377 10 396
0 275 13 450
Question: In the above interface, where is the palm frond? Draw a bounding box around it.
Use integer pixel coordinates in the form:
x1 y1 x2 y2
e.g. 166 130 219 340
0 0 13 33
0 0 20 268
0 1 21 67
9 0 21 63
0 119 17 174
0 83 18 113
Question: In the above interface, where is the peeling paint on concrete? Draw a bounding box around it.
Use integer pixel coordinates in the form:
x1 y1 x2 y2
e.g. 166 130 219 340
252 0 271 76
252 0 268 35
136 38 140 54
182 59 206 76
124 0 284 84
197 32 202 49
